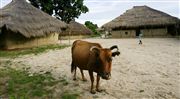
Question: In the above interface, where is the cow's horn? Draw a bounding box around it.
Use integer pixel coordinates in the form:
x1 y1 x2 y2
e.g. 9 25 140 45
110 45 119 51
90 46 99 51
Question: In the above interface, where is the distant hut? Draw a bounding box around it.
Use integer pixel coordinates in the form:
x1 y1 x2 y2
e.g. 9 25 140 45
0 0 67 50
102 6 180 38
60 21 93 39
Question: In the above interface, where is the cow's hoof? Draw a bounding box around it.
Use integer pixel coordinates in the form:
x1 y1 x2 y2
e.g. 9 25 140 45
82 78 87 82
73 78 77 80
96 88 105 92
90 90 96 94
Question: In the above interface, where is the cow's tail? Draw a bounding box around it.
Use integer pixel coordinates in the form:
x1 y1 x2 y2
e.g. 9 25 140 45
71 61 75 73
71 40 80 73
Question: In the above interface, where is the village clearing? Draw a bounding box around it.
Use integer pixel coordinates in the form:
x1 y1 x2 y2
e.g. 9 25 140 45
0 38 180 99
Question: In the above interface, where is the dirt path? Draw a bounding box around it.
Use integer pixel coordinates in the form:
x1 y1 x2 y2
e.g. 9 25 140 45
1 38 180 99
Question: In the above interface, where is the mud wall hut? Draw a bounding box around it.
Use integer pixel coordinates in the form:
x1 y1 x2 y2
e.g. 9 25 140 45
0 0 67 50
102 6 180 38
60 21 93 39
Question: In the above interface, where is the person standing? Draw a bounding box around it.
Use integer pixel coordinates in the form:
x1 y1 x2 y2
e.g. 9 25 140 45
139 31 143 45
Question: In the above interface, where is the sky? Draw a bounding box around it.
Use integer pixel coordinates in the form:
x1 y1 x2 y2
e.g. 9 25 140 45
0 0 179 27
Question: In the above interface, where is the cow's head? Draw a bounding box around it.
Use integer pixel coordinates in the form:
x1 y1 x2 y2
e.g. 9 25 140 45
90 45 120 80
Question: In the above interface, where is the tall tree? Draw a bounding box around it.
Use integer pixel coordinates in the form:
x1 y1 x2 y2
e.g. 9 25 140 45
85 21 99 35
29 0 88 23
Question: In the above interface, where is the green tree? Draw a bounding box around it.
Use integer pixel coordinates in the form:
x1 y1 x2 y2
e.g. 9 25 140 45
29 0 88 23
85 21 99 35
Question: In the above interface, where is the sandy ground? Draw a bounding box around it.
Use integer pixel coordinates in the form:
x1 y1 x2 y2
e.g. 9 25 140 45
0 38 180 99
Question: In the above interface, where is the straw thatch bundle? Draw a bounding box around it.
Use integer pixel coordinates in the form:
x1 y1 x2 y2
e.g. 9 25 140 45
61 21 93 36
0 0 67 38
102 6 180 30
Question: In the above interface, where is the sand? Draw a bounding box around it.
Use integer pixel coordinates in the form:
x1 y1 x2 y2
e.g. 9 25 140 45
1 38 180 99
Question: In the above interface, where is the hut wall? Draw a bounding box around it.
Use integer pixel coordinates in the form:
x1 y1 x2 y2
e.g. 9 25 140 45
111 30 136 38
59 35 90 40
141 28 167 37
2 31 59 49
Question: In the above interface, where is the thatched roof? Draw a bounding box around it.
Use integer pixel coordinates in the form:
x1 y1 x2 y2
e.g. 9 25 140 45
61 21 93 36
102 6 180 30
0 0 67 38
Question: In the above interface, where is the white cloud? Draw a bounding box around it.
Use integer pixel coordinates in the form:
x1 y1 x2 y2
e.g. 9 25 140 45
85 2 118 14
1 0 179 27
84 0 179 3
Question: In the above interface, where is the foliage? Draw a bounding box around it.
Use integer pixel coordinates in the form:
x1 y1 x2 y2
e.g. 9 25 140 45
61 92 80 99
0 44 69 58
0 68 58 98
29 0 89 23
85 21 100 35
29 0 54 15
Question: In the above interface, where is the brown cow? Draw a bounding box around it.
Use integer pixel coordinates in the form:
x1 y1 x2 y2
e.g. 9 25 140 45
71 40 120 94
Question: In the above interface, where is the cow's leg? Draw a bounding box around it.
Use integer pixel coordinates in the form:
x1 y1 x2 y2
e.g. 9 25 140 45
80 69 87 81
89 70 96 94
96 74 103 92
73 66 77 80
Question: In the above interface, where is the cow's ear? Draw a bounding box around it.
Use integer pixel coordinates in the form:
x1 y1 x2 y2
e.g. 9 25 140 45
112 51 120 57
93 48 100 57
90 46 100 57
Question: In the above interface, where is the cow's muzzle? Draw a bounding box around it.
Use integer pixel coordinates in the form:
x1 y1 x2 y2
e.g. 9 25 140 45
98 72 111 80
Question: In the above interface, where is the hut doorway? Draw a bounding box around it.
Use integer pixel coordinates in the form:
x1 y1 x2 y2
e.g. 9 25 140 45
136 29 140 36
167 25 176 36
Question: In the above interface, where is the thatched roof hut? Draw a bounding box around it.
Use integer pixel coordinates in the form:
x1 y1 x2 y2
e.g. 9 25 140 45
0 0 67 49
102 6 180 38
61 21 93 36
102 6 179 30
0 0 67 38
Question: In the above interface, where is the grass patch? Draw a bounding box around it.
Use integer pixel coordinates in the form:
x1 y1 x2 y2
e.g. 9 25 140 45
90 34 101 38
60 77 69 86
61 92 80 99
0 44 69 58
0 68 59 99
